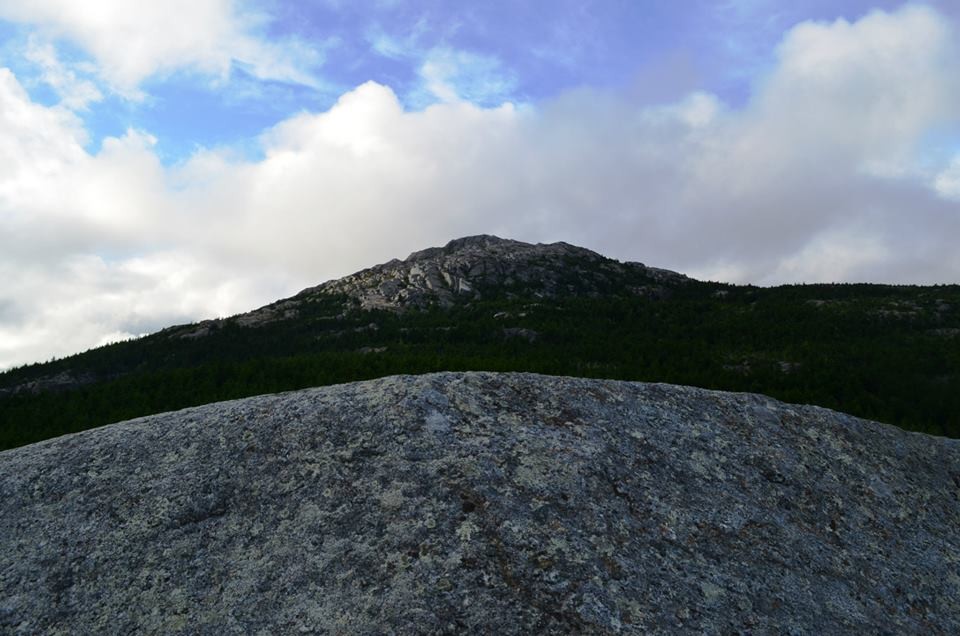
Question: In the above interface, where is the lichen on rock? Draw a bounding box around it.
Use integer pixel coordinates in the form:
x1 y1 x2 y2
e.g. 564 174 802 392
1 372 958 634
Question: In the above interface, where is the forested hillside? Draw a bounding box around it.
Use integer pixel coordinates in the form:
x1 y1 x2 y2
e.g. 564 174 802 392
2 237 958 450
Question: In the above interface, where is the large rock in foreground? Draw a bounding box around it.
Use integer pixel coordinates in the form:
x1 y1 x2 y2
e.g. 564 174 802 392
1 373 958 634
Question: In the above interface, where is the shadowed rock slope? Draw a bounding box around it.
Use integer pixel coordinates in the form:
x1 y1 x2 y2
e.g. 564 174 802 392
1 372 959 634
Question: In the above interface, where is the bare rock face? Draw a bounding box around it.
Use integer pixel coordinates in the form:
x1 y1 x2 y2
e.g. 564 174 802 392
0 370 97 397
158 235 685 341
297 235 686 311
1 372 958 634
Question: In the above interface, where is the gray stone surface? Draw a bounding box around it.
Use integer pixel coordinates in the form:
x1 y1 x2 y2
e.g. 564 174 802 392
1 372 959 634
297 235 687 311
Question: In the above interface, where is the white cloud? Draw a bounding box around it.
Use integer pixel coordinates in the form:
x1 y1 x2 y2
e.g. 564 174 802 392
416 48 517 105
0 69 301 369
0 68 87 204
935 156 960 200
366 25 518 108
2 4 960 369
0 251 297 369
366 22 427 61
768 228 888 283
0 0 322 96
762 6 957 160
23 37 102 109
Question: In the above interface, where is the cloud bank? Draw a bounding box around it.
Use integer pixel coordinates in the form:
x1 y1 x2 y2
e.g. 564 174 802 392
1 4 959 368
0 0 321 96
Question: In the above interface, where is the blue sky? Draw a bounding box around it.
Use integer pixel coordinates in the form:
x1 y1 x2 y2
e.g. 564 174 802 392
1 1 959 368
2 0 945 161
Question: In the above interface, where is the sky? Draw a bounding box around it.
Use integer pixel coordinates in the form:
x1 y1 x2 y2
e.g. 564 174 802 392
1 1 960 369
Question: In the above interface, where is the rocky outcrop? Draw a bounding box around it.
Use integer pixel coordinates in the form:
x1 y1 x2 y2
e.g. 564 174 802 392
2 372 958 634
297 235 687 311
157 235 686 339
170 299 301 339
0 370 98 397
154 236 690 342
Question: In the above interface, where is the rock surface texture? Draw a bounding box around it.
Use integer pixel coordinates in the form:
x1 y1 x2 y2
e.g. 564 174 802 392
2 372 959 634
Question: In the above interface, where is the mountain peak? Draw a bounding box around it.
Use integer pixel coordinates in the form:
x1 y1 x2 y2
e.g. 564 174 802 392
297 235 684 312
164 235 686 336
423 234 516 252
404 235 593 263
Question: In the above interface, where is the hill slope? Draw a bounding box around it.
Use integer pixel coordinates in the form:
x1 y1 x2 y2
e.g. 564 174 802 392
2 373 958 634
1 235 959 449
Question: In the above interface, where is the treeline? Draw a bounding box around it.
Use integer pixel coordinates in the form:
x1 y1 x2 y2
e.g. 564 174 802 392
1 282 959 450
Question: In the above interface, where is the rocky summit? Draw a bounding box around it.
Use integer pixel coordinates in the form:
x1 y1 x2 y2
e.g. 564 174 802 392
297 235 686 311
2 372 959 634
167 235 685 336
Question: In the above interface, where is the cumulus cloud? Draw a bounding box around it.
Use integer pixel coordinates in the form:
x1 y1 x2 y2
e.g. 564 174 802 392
0 250 297 370
2 4 960 369
0 69 302 368
0 0 322 96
